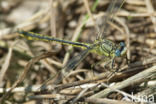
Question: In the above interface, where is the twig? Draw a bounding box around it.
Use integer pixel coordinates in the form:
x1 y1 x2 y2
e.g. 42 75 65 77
83 0 100 34
145 0 156 32
0 52 53 103
90 65 156 98
85 98 137 104
0 40 18 85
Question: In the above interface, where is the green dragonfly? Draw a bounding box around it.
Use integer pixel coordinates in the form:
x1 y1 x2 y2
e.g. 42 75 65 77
18 0 127 78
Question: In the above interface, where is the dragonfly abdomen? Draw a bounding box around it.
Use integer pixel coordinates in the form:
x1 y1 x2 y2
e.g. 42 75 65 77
18 30 90 49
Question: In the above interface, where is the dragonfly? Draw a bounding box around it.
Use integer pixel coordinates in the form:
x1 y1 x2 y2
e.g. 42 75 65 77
18 0 127 81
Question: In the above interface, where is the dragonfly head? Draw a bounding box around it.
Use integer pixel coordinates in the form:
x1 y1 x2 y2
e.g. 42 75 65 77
115 42 127 57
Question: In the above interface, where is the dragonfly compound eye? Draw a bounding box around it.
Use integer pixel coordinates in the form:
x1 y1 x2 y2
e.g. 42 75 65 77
115 49 121 57
120 42 125 47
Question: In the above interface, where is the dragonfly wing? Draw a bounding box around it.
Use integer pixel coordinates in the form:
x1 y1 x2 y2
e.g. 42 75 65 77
39 48 92 85
97 0 125 39
61 48 91 77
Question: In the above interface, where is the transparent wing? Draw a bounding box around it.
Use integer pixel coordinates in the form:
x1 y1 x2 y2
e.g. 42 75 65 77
97 0 125 39
61 48 90 77
61 0 126 77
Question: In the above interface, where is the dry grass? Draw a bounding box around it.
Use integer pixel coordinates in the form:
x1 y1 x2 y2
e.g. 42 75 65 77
0 0 156 103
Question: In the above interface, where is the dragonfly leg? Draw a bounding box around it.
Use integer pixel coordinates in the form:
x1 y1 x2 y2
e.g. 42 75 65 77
91 58 112 69
91 61 104 69
110 57 115 69
91 61 103 76
103 60 111 69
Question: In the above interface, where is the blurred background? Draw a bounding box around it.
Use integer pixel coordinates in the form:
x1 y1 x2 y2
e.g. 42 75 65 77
0 0 156 103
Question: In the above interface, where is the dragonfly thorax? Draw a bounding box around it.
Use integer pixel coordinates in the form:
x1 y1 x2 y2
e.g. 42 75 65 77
94 39 126 58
